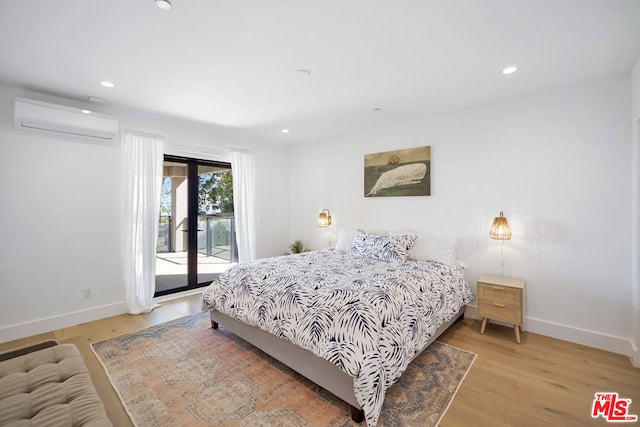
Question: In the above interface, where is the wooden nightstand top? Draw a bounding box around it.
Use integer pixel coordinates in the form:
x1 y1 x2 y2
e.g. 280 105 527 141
477 274 525 289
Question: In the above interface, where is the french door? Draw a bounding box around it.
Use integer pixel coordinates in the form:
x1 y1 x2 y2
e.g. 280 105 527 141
155 155 236 296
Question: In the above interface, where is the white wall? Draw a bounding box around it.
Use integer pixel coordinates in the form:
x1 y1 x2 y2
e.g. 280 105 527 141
631 56 640 367
290 74 634 358
0 84 291 342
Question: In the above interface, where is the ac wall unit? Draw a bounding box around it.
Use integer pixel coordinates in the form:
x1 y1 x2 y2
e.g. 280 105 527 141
14 97 119 141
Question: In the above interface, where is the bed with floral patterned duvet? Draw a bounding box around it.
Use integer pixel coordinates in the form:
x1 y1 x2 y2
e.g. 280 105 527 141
202 247 472 426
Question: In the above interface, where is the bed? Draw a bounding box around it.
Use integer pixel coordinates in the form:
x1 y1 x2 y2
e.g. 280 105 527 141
202 231 473 426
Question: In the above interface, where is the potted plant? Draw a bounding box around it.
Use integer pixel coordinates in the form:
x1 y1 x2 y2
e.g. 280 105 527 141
287 240 308 254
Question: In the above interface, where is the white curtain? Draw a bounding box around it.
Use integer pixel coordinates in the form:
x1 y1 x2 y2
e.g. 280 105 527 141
231 151 257 263
122 130 164 314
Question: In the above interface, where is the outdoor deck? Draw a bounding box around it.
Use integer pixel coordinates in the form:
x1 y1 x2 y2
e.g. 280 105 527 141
155 250 235 293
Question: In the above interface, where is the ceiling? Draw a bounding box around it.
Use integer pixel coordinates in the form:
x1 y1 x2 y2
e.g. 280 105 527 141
1 0 640 144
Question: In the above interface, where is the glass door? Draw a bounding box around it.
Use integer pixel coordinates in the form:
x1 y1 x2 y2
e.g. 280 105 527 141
196 164 237 284
155 160 189 293
155 156 236 296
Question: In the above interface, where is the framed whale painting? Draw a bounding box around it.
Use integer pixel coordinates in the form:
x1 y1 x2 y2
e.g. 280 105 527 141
364 146 430 197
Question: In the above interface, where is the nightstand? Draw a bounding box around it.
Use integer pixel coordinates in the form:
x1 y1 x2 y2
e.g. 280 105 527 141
477 274 525 343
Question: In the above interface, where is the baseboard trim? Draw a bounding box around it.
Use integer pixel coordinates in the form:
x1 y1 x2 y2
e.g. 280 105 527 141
525 317 631 356
466 304 634 362
0 302 128 345
0 289 204 345
630 340 640 368
465 304 478 320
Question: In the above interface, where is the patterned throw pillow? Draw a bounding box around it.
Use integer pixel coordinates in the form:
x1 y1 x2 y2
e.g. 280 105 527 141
350 229 417 263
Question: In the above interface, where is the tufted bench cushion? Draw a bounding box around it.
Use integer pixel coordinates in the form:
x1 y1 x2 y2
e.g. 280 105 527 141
0 342 111 426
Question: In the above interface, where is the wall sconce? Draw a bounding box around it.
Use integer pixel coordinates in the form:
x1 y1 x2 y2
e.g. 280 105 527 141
489 211 512 240
317 209 332 228
489 211 511 276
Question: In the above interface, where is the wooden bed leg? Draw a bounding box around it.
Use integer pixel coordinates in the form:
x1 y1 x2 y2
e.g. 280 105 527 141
350 406 364 423
211 320 219 329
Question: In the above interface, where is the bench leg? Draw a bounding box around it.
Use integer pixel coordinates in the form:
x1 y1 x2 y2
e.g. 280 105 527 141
211 320 219 329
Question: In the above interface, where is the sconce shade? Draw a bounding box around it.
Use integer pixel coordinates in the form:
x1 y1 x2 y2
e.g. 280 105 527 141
489 211 511 240
317 209 332 228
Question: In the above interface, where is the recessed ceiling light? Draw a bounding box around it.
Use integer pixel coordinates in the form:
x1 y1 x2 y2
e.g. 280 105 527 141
100 81 115 88
155 0 172 10
281 129 290 134
295 69 311 77
81 109 92 114
502 66 518 75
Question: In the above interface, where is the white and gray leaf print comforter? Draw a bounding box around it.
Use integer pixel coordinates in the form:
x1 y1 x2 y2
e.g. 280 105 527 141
201 248 473 426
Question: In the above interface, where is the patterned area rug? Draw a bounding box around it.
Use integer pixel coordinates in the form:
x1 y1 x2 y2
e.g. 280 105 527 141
92 312 476 426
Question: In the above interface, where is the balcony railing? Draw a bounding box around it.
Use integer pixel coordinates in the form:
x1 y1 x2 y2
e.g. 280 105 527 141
157 215 172 253
157 213 237 263
198 213 237 262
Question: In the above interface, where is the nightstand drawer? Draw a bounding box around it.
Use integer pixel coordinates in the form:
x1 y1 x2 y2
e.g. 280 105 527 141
477 275 526 343
478 282 522 304
478 300 522 325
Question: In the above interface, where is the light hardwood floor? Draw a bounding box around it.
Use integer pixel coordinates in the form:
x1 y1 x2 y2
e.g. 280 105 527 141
2 295 638 426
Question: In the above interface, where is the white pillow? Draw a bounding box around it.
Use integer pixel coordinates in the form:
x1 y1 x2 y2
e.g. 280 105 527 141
335 229 357 251
389 231 457 265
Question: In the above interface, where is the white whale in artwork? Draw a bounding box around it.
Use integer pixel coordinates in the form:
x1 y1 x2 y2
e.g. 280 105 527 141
366 163 427 196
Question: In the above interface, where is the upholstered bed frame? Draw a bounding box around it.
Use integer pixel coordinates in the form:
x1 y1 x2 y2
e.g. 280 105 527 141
210 306 465 423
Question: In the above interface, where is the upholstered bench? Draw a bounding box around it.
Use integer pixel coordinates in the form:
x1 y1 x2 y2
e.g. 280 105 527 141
0 341 111 426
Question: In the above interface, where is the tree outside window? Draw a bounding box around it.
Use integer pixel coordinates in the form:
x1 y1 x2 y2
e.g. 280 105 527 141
198 170 233 215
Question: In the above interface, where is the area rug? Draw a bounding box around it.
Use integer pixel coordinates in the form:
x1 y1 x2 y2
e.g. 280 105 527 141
92 312 476 426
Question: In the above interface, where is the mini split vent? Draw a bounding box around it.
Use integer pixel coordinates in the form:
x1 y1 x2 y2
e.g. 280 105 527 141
14 98 119 141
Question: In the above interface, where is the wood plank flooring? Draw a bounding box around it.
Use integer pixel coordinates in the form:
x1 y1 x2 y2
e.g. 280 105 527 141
1 294 638 426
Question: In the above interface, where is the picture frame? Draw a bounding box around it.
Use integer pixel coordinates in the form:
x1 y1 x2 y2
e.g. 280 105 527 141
364 146 430 197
